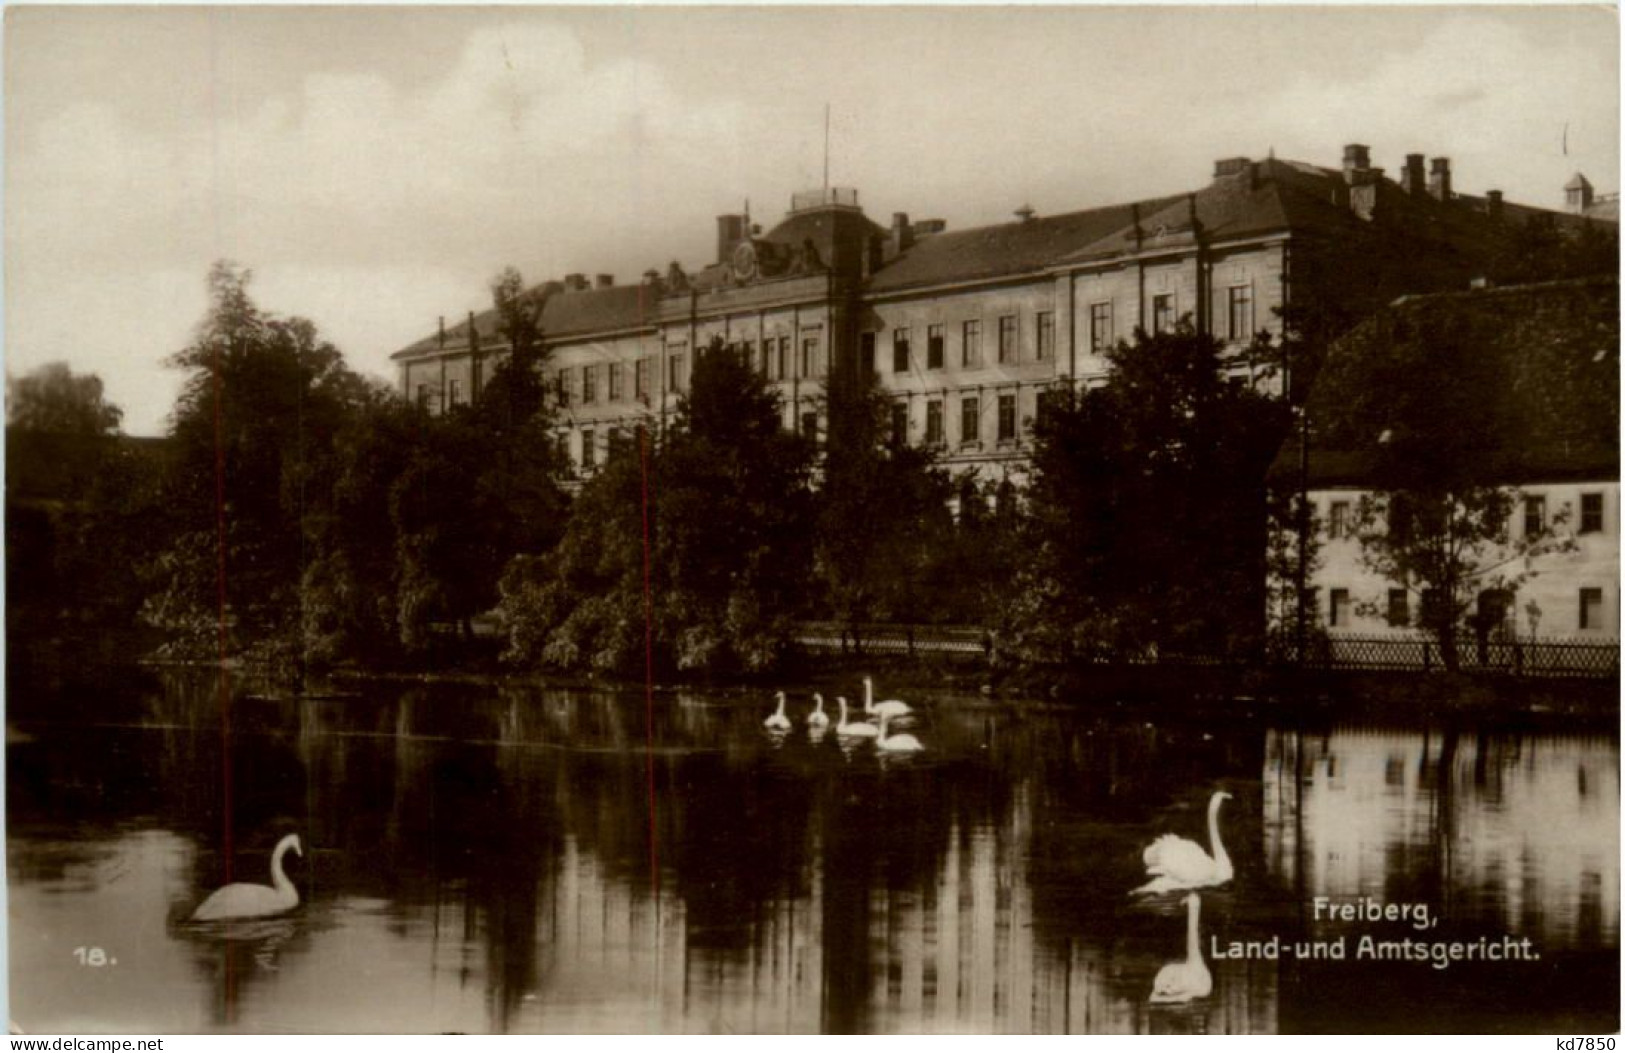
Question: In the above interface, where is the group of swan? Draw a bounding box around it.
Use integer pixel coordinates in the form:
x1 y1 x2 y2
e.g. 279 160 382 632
764 679 922 753
1136 790 1232 1005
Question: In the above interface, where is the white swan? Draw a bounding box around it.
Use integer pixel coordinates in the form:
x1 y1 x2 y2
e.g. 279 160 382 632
763 691 791 732
1135 791 1233 894
190 834 303 921
835 697 877 738
1150 893 1213 1003
862 676 913 720
877 714 924 754
807 693 830 729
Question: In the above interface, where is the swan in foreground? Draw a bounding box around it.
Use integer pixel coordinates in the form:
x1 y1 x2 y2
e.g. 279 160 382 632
1135 791 1233 894
877 714 924 754
862 676 913 720
836 698 877 738
807 693 830 729
1150 893 1212 1003
190 834 303 921
764 692 792 732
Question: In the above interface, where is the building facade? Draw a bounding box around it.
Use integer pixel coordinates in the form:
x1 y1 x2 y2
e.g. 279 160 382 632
393 145 1611 482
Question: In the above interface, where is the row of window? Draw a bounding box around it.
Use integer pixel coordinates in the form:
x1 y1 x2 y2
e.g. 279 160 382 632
566 410 824 471
861 313 1054 375
556 355 683 408
1085 285 1255 352
893 392 1026 448
1323 492 1609 540
724 334 823 383
1523 492 1607 536
1322 586 1609 632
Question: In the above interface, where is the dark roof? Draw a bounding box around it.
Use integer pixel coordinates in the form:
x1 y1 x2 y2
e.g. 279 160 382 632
1269 277 1620 486
393 282 660 359
865 196 1183 293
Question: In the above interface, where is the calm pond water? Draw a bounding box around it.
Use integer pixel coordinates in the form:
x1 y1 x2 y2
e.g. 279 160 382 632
7 670 1618 1034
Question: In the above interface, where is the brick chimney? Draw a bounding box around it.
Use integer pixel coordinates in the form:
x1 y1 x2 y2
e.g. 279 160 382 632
885 212 914 261
595 274 614 289
1400 154 1427 197
1428 158 1452 201
716 214 748 264
893 212 914 248
1342 143 1371 184
563 273 589 292
1486 190 1504 221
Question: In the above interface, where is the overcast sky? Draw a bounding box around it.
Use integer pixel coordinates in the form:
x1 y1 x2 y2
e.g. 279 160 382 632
6 5 1618 435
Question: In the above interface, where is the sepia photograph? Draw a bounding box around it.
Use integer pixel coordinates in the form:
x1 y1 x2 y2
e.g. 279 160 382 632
4 3 1619 1037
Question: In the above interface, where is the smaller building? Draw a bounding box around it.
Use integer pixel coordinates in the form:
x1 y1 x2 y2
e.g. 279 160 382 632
1269 278 1619 657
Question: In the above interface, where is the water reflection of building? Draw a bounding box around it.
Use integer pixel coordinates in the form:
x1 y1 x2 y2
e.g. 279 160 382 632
1263 727 1620 950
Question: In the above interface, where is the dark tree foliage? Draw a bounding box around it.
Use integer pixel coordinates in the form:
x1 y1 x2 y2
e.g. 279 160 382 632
651 340 816 671
6 370 163 658
7 362 123 436
1490 216 1620 287
501 339 813 675
300 385 418 665
1006 324 1290 663
390 269 568 651
815 362 955 632
147 262 371 662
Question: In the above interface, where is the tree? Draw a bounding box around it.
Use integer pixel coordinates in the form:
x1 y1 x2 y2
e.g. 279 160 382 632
650 339 815 671
299 382 417 666
501 338 812 675
1006 323 1290 663
814 362 953 638
386 269 568 655
7 362 122 435
146 262 370 663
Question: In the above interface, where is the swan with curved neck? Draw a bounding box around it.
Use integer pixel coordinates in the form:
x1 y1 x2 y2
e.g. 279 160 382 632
807 693 830 729
763 691 791 732
1134 791 1233 894
877 714 924 753
190 834 303 921
862 677 913 720
835 697 877 738
1150 893 1212 1003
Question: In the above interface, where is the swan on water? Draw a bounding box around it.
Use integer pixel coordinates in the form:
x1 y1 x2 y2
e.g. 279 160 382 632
1134 791 1233 894
808 693 831 729
876 714 924 754
190 834 303 921
862 676 913 720
835 698 878 738
764 691 792 732
1150 893 1213 1003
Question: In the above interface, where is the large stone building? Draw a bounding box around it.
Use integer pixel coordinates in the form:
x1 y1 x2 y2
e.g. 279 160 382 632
392 145 1611 481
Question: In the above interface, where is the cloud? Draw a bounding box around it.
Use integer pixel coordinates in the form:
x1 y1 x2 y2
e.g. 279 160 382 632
7 20 753 432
